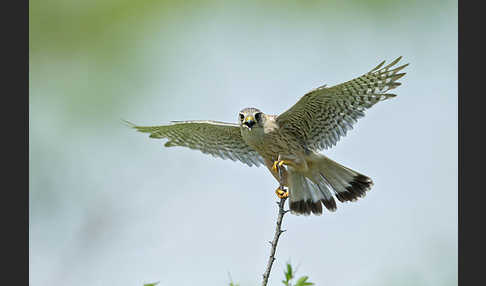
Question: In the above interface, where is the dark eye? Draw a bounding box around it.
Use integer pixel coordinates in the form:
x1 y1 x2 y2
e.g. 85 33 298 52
255 112 262 122
239 113 244 121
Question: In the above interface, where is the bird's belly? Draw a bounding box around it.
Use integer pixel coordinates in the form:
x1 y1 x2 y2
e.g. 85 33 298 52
252 132 302 161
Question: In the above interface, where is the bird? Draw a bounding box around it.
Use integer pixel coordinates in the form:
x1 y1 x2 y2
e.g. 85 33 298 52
127 57 408 216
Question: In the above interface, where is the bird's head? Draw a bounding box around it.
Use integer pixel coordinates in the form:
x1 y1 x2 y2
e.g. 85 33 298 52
238 107 264 131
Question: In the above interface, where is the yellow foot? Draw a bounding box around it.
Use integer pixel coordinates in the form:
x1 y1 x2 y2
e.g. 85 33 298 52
272 160 291 172
275 187 289 199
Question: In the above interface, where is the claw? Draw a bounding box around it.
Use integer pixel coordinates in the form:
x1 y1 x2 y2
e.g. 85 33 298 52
275 187 289 199
272 161 279 172
272 160 290 172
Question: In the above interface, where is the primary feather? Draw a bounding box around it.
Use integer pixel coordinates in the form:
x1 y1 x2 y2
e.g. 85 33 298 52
277 56 408 151
125 120 265 167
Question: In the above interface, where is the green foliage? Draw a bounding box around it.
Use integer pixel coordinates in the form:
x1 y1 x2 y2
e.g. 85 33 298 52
223 263 314 286
282 263 294 286
228 271 240 286
282 263 314 286
143 263 313 285
143 263 315 285
294 276 314 286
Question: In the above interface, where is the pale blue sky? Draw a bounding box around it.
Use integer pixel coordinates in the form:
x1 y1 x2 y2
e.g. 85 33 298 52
30 1 457 285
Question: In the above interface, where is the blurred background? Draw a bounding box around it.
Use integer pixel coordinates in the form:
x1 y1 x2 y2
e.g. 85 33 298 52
29 0 457 285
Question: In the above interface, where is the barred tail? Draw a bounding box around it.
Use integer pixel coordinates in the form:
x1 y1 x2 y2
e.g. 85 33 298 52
287 155 373 215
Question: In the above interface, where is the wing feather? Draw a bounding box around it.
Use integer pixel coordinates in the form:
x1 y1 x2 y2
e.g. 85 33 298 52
126 120 264 167
276 57 408 150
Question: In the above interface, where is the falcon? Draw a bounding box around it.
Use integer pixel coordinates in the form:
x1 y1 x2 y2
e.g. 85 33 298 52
127 57 408 215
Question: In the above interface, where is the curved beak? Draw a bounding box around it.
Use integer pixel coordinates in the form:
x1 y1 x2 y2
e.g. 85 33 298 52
243 116 256 130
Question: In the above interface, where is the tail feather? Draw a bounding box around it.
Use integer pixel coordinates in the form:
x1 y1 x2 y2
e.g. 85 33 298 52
335 174 372 203
287 155 373 215
316 174 338 211
288 168 337 215
287 171 321 215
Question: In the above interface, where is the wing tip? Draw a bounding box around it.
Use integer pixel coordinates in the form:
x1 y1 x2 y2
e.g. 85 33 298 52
122 120 158 136
370 60 386 72
121 119 137 128
394 55 403 63
372 56 409 73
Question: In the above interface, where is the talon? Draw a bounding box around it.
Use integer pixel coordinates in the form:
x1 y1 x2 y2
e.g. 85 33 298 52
275 187 289 199
272 161 279 172
272 160 290 172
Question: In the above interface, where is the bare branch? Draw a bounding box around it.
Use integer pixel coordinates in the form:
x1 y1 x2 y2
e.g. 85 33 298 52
262 165 288 286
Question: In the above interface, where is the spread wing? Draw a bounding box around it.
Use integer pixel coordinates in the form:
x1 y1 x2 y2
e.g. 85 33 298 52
126 120 265 167
276 57 408 151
